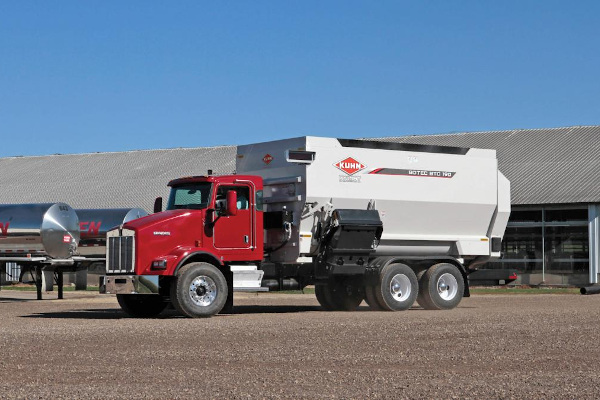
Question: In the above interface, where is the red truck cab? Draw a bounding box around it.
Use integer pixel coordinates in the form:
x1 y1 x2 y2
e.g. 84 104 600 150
101 174 264 317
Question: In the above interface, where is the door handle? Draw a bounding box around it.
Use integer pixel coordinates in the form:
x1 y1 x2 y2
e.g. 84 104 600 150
244 235 249 244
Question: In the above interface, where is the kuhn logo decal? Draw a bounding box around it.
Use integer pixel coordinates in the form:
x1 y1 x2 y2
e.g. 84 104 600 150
263 154 273 165
334 157 366 175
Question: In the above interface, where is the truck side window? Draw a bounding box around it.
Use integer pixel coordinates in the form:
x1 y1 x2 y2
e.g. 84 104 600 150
216 186 250 210
256 190 263 211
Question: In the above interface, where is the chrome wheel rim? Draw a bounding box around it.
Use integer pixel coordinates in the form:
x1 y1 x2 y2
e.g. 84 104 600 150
389 274 411 302
189 275 217 307
437 273 458 301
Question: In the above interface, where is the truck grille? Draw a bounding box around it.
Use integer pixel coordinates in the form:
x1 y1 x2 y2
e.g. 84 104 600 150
107 235 134 273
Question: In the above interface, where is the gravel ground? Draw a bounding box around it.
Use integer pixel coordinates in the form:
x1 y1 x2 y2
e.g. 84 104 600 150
0 290 599 399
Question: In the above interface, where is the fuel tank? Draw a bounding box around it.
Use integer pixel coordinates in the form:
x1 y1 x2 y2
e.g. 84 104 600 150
76 208 148 257
0 203 79 259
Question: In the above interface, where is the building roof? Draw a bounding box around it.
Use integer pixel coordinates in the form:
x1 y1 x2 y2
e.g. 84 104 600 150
0 146 236 211
373 125 600 205
0 125 598 209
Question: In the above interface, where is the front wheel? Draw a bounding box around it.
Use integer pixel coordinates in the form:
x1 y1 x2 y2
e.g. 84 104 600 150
417 263 464 310
171 262 228 318
117 294 167 318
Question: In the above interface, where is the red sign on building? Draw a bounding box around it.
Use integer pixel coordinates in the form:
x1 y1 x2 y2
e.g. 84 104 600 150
263 154 273 165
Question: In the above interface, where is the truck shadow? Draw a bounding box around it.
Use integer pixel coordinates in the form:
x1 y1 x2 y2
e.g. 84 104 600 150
20 305 390 319
0 297 41 303
233 305 325 314
21 309 133 319
20 306 331 319
23 304 449 319
232 305 382 314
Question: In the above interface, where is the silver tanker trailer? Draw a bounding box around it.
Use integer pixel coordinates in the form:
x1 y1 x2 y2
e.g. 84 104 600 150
0 204 147 299
0 203 79 259
76 208 147 258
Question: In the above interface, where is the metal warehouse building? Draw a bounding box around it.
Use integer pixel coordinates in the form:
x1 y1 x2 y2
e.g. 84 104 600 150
1 125 598 286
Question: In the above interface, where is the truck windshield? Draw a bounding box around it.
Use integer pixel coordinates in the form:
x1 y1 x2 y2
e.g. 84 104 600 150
166 183 212 210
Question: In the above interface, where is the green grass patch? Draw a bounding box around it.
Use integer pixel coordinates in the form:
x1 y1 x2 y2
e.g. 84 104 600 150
276 288 315 295
271 287 579 295
1 285 99 292
470 287 580 295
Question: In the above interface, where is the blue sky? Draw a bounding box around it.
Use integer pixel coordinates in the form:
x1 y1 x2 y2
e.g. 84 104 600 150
1 1 599 157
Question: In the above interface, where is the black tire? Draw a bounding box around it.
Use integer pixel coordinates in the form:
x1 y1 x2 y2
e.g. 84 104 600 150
117 294 167 318
335 282 364 311
373 263 418 311
315 284 336 311
365 261 386 311
417 263 464 310
364 284 385 311
170 262 228 318
415 269 427 309
315 281 363 311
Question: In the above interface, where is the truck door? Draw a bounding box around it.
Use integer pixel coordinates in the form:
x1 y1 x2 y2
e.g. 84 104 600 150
213 184 252 250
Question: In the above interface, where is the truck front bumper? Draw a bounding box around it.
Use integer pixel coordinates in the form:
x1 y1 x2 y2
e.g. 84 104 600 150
100 275 160 295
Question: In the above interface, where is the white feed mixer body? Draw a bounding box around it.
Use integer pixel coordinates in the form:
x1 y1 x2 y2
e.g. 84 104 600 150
236 136 510 267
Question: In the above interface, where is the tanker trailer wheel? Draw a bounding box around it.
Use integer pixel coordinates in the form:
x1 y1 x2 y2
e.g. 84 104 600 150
373 263 418 311
170 262 228 318
117 294 168 318
417 263 464 310
315 281 363 311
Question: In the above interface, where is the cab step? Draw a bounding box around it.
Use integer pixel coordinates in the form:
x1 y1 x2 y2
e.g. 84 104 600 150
230 265 268 292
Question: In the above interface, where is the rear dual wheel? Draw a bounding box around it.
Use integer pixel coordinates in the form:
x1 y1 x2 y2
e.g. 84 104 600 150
366 263 418 311
416 263 464 310
364 284 384 310
315 281 364 311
